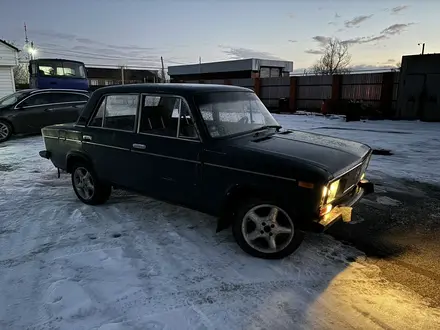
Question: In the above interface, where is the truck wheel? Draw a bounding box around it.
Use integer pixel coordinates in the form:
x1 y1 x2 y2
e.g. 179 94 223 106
71 162 111 205
232 198 303 259
0 120 12 143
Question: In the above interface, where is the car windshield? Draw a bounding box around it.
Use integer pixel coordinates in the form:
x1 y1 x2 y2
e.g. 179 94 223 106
36 60 86 79
0 91 28 107
195 91 281 138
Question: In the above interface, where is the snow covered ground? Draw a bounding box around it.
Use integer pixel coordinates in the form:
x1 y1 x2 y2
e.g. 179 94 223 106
1 116 440 329
277 113 440 186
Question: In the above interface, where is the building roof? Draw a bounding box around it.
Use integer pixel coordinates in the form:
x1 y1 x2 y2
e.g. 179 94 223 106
168 58 293 76
0 40 20 52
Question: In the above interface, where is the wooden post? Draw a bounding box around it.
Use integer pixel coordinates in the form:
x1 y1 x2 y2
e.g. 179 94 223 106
289 76 297 113
254 77 261 97
380 72 395 118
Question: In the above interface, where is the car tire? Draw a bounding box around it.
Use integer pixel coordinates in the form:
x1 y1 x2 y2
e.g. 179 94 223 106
232 198 304 259
71 162 111 205
0 120 13 143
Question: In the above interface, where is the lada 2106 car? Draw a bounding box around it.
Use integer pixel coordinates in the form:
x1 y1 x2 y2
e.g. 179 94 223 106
40 84 374 259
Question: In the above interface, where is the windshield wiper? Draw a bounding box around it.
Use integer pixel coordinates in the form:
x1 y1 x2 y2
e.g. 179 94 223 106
252 125 282 136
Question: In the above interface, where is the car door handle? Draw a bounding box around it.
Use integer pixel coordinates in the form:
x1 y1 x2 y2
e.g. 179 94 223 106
132 143 146 150
83 135 92 141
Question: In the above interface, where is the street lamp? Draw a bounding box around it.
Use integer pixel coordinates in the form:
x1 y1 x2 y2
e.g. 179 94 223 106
418 43 425 55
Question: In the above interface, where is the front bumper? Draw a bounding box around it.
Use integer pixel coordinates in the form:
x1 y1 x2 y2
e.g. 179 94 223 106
316 179 374 230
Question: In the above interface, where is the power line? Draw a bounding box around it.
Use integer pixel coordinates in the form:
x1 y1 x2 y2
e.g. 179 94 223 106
37 46 188 65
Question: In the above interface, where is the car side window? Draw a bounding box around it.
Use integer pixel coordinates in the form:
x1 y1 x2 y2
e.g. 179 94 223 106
20 93 53 107
51 93 89 104
176 99 198 140
89 94 138 131
139 95 198 140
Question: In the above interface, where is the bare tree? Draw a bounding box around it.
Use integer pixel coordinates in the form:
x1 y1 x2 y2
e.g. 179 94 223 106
5 41 29 85
311 38 351 75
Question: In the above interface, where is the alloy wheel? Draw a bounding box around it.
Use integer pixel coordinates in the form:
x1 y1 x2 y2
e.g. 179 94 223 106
73 167 95 200
241 204 295 254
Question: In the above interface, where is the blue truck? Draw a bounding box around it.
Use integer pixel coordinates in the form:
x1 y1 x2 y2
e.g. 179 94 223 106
29 58 89 90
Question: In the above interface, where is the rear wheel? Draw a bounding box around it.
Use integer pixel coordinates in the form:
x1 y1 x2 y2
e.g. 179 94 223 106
71 162 111 205
0 120 12 143
232 198 304 259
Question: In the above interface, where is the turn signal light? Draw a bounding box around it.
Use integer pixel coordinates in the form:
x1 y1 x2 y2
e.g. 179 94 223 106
320 204 333 216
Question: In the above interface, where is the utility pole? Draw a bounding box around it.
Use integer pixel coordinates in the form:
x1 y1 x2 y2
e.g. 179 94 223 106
121 65 125 85
418 43 425 55
160 57 165 83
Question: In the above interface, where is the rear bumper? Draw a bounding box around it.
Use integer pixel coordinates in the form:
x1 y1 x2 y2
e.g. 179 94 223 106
313 180 374 231
39 150 51 159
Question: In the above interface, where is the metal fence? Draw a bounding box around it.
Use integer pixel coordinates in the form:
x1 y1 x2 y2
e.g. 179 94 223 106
170 72 401 112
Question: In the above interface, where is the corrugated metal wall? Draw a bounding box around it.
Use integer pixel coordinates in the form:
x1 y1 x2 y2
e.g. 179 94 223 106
297 75 332 110
179 72 400 111
260 77 290 108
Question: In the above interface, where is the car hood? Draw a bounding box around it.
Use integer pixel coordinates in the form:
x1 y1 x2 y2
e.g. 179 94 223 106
238 130 371 176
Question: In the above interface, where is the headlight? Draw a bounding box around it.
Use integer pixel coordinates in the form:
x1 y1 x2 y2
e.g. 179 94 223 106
322 179 340 204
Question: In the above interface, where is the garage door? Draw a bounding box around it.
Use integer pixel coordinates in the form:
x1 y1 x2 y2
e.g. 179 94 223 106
0 67 14 99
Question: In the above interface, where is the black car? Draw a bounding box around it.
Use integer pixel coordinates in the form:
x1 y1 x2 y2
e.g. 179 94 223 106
39 84 374 259
0 89 90 143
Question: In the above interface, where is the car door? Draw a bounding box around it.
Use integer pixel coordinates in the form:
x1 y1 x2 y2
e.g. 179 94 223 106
130 94 202 207
48 92 89 124
81 93 141 188
13 92 55 133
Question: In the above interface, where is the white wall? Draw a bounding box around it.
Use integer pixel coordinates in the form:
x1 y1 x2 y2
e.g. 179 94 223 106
0 43 19 98
0 42 18 67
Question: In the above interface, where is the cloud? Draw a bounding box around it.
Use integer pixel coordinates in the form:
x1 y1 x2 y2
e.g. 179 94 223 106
328 21 337 26
305 49 325 55
341 35 387 46
219 45 283 60
288 39 298 43
386 58 396 63
312 36 332 47
306 20 414 55
344 14 374 28
335 12 341 19
291 64 396 75
288 13 295 19
350 64 398 72
380 23 414 35
391 5 409 14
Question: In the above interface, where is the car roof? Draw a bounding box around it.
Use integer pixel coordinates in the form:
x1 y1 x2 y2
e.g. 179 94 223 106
94 83 252 96
29 88 89 94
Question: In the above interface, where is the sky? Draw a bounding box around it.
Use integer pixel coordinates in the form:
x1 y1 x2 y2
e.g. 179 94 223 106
1 0 439 73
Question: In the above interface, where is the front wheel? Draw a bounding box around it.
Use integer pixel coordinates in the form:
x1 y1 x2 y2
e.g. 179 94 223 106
0 120 12 143
71 162 111 205
232 199 304 259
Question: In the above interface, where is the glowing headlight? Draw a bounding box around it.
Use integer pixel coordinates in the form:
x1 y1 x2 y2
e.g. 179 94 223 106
322 179 340 203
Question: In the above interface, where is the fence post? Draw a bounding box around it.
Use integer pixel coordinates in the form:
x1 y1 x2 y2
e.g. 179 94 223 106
380 72 394 118
289 76 297 113
331 74 342 102
254 77 261 97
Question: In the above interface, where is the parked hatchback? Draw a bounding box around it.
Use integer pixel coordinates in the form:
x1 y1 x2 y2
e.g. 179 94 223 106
0 89 90 143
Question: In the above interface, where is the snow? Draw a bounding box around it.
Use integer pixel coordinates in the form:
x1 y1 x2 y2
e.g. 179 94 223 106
1 116 440 329
276 113 440 185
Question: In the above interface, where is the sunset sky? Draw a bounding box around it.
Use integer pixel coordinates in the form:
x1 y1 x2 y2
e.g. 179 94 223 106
1 0 437 72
